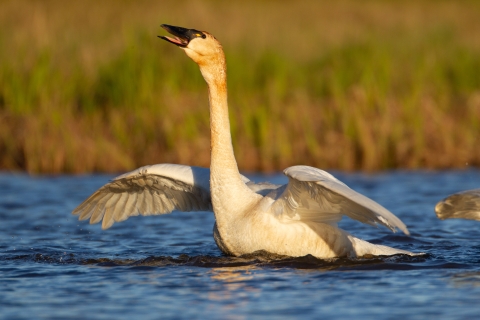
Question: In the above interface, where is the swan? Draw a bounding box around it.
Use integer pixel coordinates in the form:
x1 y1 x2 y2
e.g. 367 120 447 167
435 189 480 221
72 24 415 258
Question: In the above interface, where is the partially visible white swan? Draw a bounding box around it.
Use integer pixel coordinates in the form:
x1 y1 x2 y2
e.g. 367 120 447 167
435 189 480 221
72 24 415 258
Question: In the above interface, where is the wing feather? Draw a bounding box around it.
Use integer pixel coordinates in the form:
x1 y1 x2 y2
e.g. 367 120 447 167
151 191 162 213
78 199 97 221
116 192 138 222
72 164 213 229
102 205 115 230
90 206 106 225
89 193 115 224
270 165 409 235
136 191 147 215
143 190 156 216
112 192 130 223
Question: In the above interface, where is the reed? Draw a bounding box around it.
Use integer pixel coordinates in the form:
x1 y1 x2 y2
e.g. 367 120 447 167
0 0 479 173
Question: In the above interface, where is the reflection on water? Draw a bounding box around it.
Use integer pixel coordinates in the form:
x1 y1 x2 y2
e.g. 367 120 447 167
207 265 260 312
452 272 480 288
209 265 257 284
1 170 480 318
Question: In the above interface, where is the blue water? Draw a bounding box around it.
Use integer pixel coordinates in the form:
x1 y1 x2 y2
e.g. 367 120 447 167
1 169 480 319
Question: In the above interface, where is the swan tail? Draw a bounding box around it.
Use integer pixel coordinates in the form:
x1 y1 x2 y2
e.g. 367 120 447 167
348 236 416 257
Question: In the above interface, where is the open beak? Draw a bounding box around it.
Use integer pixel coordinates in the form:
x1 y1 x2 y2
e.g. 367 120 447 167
158 24 196 47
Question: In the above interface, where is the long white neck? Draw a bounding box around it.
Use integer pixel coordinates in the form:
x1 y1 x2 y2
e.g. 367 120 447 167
199 59 260 223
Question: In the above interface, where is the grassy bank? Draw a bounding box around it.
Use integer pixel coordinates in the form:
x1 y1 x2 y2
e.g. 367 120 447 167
0 0 479 173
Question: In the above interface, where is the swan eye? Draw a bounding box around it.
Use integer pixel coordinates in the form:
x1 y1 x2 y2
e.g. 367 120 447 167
201 34 206 39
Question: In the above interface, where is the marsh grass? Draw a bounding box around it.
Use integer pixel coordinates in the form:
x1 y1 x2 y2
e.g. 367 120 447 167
0 0 479 173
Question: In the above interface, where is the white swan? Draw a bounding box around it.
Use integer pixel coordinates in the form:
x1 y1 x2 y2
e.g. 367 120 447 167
435 189 480 221
72 24 415 258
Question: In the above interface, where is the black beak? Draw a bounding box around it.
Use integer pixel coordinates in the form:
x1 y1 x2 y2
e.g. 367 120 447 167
158 24 205 47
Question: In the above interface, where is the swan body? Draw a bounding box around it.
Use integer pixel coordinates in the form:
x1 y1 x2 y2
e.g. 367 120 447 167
435 189 480 221
72 24 415 258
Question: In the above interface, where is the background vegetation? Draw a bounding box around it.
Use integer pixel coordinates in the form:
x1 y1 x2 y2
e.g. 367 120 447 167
0 0 479 173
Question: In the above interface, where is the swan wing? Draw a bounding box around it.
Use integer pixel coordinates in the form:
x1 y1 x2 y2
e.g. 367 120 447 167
269 165 409 235
435 189 480 221
72 164 216 230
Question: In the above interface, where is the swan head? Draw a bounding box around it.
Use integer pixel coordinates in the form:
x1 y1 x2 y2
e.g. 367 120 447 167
159 24 225 73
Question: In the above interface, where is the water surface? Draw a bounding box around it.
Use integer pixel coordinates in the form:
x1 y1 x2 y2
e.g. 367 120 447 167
1 169 480 319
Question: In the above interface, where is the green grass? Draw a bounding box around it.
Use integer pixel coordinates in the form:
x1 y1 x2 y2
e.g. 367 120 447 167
0 0 479 173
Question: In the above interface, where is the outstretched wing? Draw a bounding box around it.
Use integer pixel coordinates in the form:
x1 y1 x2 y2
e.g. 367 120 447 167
269 165 409 235
435 189 480 221
73 164 214 229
